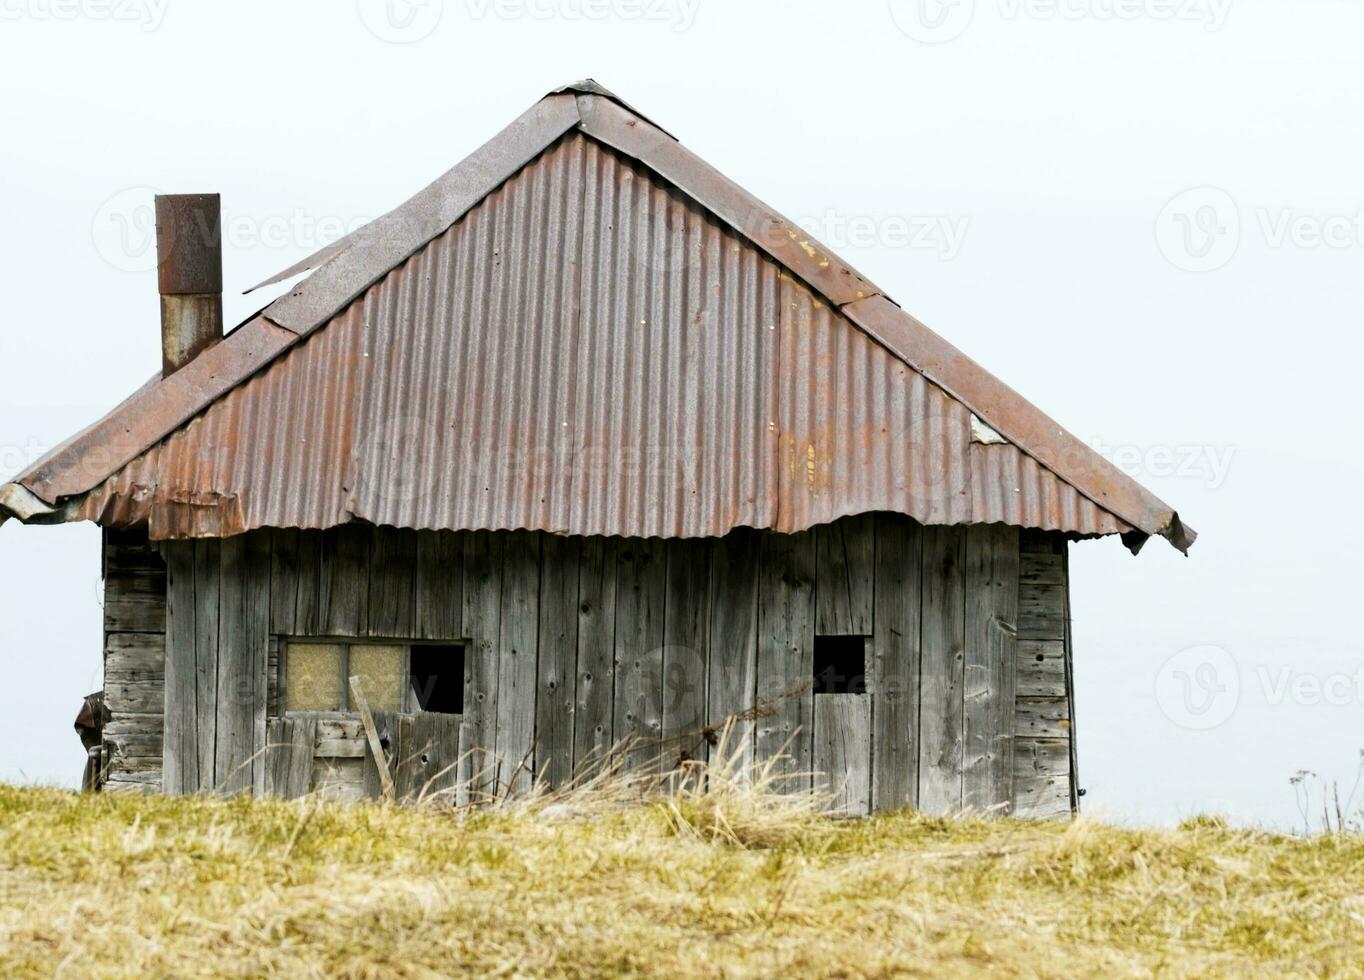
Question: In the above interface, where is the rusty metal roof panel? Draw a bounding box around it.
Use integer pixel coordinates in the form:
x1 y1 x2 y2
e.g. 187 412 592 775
841 294 1192 552
75 304 367 537
969 444 1129 537
332 134 784 539
17 82 1192 549
69 133 1137 543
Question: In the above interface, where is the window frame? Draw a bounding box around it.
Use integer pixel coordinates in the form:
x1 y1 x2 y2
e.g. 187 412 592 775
277 636 465 717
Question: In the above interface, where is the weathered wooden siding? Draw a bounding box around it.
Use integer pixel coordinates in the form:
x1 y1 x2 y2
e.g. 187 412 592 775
1012 530 1077 818
102 529 168 792
151 515 1074 815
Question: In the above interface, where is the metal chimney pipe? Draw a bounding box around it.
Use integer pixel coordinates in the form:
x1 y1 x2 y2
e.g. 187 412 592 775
155 193 223 377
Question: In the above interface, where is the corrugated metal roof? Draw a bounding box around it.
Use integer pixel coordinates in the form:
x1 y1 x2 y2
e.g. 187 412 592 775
70 133 1131 542
10 80 1190 550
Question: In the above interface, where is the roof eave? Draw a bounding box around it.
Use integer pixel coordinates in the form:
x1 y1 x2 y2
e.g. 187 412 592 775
839 295 1195 553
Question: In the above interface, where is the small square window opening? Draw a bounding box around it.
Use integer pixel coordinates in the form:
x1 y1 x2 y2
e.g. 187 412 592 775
410 644 465 714
813 635 867 695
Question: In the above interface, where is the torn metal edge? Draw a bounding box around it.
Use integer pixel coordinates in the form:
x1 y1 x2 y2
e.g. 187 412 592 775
970 413 1008 446
0 482 59 523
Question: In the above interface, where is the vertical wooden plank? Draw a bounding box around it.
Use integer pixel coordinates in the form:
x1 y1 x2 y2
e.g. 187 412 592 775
293 529 324 635
265 716 315 799
215 537 254 794
192 538 221 792
416 712 464 803
368 525 417 638
613 537 667 774
162 540 197 795
398 712 428 801
662 538 711 769
535 535 581 788
962 524 1020 815
918 525 965 815
267 636 281 718
320 523 370 636
496 530 541 794
269 527 299 635
755 529 815 791
218 534 270 796
462 530 503 797
960 529 992 813
245 531 273 796
815 513 875 636
1062 537 1079 815
814 693 871 816
416 529 463 640
264 717 286 798
706 527 760 774
997 528 1022 810
455 718 474 806
574 537 618 774
870 514 922 812
388 711 420 801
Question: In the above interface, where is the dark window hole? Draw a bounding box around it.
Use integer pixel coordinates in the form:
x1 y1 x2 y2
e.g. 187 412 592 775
410 644 465 714
813 635 867 695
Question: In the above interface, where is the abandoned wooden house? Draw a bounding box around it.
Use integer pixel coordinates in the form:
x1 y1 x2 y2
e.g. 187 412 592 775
0 81 1193 818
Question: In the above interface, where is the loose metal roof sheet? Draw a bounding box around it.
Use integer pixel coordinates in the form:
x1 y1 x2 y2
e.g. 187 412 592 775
2 81 1193 553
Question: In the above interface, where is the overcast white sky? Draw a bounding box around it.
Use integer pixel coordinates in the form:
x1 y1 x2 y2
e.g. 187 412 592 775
2 0 1361 829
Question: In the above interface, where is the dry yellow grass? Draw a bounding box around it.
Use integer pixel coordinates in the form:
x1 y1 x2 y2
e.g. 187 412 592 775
1 774 1362 978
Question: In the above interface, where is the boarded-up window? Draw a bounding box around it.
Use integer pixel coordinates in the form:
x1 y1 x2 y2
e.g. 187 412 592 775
281 639 464 716
286 643 344 711
350 644 405 711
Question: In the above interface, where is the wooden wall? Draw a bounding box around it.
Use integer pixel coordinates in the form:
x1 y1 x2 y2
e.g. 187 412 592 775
102 515 1077 816
1013 530 1078 818
101 528 168 792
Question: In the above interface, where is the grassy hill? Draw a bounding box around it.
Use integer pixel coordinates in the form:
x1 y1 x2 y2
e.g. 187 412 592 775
1 783 1362 977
